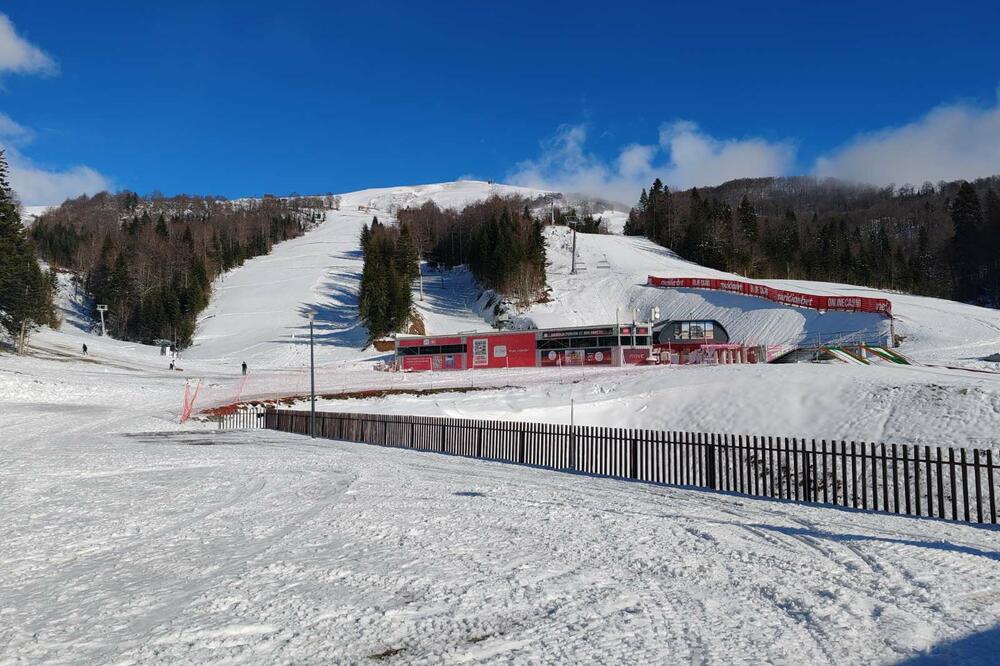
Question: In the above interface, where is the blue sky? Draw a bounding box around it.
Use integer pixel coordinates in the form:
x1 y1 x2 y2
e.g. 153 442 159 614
2 1 1000 204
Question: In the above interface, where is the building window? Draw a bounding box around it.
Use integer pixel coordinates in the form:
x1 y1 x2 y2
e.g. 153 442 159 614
675 321 714 340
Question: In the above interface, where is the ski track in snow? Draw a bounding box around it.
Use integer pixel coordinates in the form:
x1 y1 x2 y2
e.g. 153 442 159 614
3 406 999 664
4 180 1000 663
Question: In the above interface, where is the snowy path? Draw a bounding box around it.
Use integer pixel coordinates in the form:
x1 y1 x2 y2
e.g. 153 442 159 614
3 421 999 664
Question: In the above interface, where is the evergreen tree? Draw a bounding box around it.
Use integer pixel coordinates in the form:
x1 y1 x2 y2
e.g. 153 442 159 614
358 237 390 339
737 195 758 243
0 150 56 352
155 214 169 238
951 182 983 300
395 223 420 281
359 223 371 255
984 189 1000 303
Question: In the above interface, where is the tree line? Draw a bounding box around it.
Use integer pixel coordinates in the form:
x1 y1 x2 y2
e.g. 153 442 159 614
396 195 547 303
624 175 1000 305
0 150 57 353
30 191 335 344
356 195 548 341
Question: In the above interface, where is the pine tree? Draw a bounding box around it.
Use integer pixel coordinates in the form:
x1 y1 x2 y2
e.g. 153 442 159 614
737 195 758 243
106 251 133 336
0 149 56 352
358 237 389 339
395 223 420 281
155 214 169 238
984 189 1000 304
951 182 983 300
359 223 371 255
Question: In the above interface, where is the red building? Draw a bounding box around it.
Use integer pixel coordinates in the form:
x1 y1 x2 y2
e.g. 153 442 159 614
395 324 653 372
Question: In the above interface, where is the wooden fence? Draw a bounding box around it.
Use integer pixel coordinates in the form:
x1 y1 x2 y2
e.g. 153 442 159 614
235 408 997 526
216 406 268 430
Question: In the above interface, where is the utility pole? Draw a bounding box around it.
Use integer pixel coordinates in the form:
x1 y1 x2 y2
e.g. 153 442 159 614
631 308 637 348
307 309 317 438
96 304 108 337
570 224 577 275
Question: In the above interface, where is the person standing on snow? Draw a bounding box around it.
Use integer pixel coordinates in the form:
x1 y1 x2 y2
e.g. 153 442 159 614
82 343 88 356
242 361 247 376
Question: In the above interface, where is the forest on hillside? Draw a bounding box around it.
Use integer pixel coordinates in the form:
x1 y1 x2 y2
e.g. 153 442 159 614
356 195 548 340
624 175 1000 305
396 195 547 302
30 192 338 344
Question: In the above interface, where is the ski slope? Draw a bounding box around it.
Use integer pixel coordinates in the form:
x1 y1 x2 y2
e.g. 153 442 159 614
185 180 548 368
2 349 999 664
5 179 1000 663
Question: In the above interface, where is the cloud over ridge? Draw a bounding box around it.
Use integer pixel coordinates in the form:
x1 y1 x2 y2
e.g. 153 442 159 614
508 121 795 204
814 93 1000 186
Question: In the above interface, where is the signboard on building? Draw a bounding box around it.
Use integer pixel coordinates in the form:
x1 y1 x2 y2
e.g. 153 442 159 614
472 338 488 366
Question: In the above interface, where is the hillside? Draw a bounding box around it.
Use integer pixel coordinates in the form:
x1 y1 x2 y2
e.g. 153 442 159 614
624 175 1000 308
5 178 1000 664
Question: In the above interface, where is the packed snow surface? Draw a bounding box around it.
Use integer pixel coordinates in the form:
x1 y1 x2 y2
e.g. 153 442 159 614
2 350 999 664
4 179 1000 663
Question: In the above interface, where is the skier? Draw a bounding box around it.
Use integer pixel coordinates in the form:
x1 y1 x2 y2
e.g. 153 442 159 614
82 343 88 356
242 361 247 376
169 360 175 371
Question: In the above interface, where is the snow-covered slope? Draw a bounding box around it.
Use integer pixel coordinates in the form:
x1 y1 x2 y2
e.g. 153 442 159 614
5 179 1000 664
527 227 890 349
4 351 999 664
185 181 547 367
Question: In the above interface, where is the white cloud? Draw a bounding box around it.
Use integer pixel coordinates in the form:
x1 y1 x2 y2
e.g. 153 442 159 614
658 121 795 191
508 121 794 204
0 20 106 205
814 93 1000 186
0 111 31 139
0 13 57 76
6 149 111 206
1 114 111 205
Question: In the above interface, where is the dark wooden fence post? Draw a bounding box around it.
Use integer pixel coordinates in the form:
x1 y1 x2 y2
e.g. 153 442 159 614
707 434 716 489
988 450 997 525
960 448 970 522
973 449 983 524
949 447 958 520
630 431 638 480
518 423 525 464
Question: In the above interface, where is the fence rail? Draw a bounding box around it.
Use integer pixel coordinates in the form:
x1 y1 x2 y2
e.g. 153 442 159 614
223 408 997 526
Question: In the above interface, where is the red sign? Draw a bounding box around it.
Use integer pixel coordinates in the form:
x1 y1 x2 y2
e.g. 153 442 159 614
623 348 650 365
402 356 433 371
647 276 892 317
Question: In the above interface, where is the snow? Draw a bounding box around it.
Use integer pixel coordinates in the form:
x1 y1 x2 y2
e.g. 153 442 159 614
2 355 999 663
20 204 52 226
4 179 1000 663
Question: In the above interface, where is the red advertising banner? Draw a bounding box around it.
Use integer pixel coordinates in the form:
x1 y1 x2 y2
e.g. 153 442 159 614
622 348 651 365
540 348 614 367
646 276 892 317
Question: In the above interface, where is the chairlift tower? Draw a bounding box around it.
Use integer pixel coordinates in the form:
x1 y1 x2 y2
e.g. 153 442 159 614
96 304 108 337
